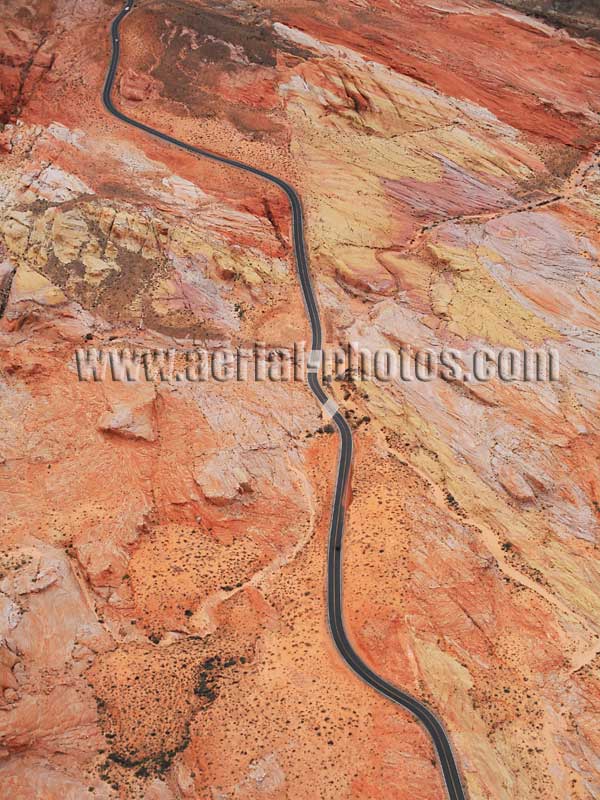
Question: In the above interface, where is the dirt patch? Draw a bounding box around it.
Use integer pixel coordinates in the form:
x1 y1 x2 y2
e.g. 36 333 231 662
88 638 249 786
492 0 600 41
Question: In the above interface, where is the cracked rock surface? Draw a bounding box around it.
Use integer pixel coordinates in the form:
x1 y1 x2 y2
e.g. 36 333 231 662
0 0 599 798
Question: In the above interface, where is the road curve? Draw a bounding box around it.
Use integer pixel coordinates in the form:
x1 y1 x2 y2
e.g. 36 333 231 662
103 4 466 798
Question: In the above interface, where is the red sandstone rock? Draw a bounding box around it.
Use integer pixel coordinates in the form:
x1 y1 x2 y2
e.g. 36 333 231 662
119 68 160 102
0 0 599 798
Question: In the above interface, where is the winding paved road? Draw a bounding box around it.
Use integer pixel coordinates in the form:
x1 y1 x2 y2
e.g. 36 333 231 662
103 4 467 798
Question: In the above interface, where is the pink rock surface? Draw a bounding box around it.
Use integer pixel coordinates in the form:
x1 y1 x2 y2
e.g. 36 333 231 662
0 0 599 798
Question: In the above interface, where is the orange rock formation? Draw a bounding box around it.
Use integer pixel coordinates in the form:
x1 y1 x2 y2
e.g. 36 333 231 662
0 0 599 798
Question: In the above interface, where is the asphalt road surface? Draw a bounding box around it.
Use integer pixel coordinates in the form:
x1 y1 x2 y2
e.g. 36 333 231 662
103 4 467 798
